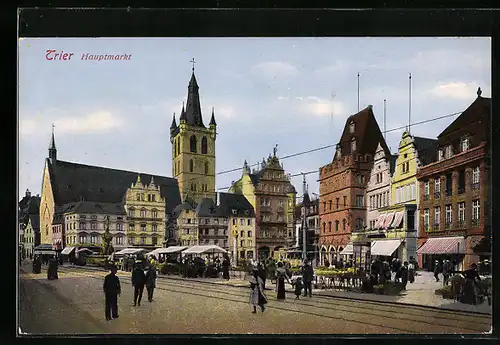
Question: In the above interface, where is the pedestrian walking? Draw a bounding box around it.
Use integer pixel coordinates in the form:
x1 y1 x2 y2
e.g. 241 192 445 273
131 262 146 306
257 262 267 290
145 265 157 302
275 262 291 300
433 260 441 282
103 265 121 321
302 259 314 298
222 254 230 280
442 260 451 286
408 260 416 284
32 255 42 274
294 277 304 299
249 268 267 313
47 255 59 280
400 262 409 290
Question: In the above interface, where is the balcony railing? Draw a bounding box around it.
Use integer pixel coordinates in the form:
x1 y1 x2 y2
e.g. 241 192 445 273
458 187 465 195
424 194 429 201
434 192 441 199
472 219 480 227
444 222 452 230
472 182 480 191
445 189 452 197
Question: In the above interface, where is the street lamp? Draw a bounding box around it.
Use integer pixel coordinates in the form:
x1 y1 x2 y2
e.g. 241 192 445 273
233 227 239 267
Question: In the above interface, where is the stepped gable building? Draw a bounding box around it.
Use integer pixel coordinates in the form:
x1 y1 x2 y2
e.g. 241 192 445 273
416 88 491 270
229 151 297 260
319 105 389 261
170 67 217 206
195 197 229 249
39 121 181 247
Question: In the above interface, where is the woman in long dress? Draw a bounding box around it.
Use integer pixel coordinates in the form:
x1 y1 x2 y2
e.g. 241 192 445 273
275 262 291 300
249 268 267 313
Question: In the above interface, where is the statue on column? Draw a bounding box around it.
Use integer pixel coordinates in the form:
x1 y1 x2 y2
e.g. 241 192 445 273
101 215 114 256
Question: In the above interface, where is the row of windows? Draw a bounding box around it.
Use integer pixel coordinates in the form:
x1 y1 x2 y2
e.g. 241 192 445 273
423 200 481 227
136 193 157 202
322 195 364 212
395 183 416 204
183 218 230 225
437 137 470 161
200 228 228 236
129 223 158 232
198 239 228 247
260 198 285 207
128 208 159 218
261 215 285 222
128 236 158 246
232 218 253 226
66 222 125 231
423 167 480 195
173 135 210 157
369 191 390 210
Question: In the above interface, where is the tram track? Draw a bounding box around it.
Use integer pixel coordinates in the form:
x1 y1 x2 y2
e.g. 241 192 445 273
56 266 490 334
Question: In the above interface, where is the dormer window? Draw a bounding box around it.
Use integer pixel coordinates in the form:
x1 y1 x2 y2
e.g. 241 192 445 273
350 138 356 152
445 145 453 159
461 137 470 152
438 149 444 161
349 121 355 133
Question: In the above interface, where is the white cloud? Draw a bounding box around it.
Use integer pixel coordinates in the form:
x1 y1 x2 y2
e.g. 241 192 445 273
299 96 344 117
19 119 37 136
430 81 481 100
251 61 298 79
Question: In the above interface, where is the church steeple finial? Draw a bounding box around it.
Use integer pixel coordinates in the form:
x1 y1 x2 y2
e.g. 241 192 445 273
209 107 217 127
170 112 177 131
48 124 57 164
190 58 196 72
179 102 187 123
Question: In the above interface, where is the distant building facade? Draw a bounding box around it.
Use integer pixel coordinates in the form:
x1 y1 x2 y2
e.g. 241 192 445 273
417 89 490 270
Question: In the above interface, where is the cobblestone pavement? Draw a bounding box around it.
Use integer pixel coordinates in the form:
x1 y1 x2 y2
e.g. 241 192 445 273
19 264 491 335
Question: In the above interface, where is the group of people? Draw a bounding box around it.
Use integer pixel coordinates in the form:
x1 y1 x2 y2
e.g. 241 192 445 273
369 257 418 290
102 260 158 321
247 259 315 314
31 254 59 280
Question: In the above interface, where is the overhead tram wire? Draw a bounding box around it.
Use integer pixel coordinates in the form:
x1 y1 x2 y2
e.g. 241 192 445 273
172 110 463 191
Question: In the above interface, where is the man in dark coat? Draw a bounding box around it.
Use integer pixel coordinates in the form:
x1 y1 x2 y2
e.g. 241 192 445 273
442 260 451 286
47 255 59 280
257 262 267 290
103 265 121 320
433 260 441 282
145 266 157 302
131 263 146 306
302 260 314 297
400 262 409 290
222 255 230 280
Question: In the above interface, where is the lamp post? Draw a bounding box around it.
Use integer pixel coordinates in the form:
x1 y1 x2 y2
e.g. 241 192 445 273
233 227 239 267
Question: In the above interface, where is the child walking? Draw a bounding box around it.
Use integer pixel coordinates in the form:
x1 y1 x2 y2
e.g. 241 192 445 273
294 277 304 300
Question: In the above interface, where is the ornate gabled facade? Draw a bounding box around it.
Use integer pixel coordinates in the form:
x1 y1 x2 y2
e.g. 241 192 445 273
229 150 297 259
124 175 165 248
294 179 320 263
170 68 217 206
417 89 491 270
319 105 389 262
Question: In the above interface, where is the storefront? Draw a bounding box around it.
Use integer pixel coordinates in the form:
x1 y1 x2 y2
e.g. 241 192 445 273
417 236 465 272
370 239 402 262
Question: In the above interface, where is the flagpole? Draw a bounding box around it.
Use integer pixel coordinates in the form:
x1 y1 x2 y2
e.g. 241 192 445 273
408 73 412 134
383 99 387 142
357 72 360 112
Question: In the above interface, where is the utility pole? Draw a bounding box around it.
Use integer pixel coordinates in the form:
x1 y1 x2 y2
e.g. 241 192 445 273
301 173 307 262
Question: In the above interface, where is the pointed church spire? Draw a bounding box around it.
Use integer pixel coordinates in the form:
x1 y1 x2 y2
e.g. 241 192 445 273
135 174 142 187
209 107 217 127
179 102 187 123
184 62 204 127
149 176 156 188
49 124 57 164
170 112 177 130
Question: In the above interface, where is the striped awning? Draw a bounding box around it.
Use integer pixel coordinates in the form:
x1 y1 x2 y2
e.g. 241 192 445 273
374 214 385 229
382 212 395 229
417 236 466 255
390 211 404 229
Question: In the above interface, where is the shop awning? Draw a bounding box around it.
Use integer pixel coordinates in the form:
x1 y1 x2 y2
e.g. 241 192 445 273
390 211 404 229
371 239 401 256
417 236 466 255
340 243 353 255
381 212 395 229
61 247 76 255
114 248 148 255
374 215 386 229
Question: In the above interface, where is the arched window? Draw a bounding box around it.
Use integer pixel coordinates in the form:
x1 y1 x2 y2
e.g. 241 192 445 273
174 139 177 156
328 221 332 232
177 138 181 155
140 208 147 218
342 218 346 230
190 159 194 172
204 161 209 175
190 135 197 153
335 220 339 231
351 137 356 152
201 136 208 154
322 222 326 232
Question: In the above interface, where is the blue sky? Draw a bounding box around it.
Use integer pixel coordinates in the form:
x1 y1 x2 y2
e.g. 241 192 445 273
18 37 490 200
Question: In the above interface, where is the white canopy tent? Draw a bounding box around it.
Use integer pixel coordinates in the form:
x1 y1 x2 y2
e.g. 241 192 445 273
115 248 150 256
61 246 76 255
147 246 188 257
182 245 228 256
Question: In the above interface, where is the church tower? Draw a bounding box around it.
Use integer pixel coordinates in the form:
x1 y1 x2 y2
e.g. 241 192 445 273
170 60 217 206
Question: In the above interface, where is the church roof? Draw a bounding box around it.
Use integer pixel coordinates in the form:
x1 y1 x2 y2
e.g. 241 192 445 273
195 197 225 217
28 214 40 231
336 105 390 159
48 159 181 214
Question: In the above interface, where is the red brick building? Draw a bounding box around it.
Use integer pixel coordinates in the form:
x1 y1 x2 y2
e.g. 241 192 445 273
416 88 490 270
318 105 389 262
